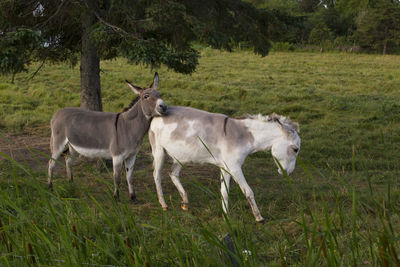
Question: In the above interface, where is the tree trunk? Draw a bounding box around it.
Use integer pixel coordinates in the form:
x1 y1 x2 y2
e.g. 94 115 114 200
80 6 102 111
383 41 387 55
80 5 112 171
11 72 16 84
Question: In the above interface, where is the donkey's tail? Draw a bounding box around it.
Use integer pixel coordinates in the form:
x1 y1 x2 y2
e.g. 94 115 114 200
49 131 54 154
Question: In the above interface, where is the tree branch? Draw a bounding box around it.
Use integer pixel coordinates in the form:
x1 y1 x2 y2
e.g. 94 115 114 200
36 0 70 29
28 58 46 81
83 0 146 42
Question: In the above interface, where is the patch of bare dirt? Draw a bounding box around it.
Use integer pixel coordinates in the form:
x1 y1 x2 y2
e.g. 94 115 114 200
0 133 51 171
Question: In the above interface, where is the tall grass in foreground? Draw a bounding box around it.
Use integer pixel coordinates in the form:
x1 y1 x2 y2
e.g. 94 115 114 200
0 136 399 266
0 143 259 266
279 158 400 266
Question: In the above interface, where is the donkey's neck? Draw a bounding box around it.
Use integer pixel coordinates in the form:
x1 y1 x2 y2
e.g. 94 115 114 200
119 101 151 138
122 100 141 120
241 118 283 152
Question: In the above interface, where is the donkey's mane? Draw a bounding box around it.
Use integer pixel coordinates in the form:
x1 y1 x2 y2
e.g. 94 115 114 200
237 113 300 133
122 96 140 113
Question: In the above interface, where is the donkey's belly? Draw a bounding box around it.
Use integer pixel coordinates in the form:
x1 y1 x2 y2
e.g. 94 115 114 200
70 143 112 159
164 142 219 164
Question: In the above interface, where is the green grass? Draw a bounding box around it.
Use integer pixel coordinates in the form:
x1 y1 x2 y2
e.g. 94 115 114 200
0 50 400 265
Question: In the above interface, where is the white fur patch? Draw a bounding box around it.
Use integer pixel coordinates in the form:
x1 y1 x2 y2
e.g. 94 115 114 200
185 121 197 138
69 143 111 159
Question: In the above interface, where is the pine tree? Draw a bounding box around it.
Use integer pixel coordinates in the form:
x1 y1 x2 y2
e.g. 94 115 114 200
0 0 272 110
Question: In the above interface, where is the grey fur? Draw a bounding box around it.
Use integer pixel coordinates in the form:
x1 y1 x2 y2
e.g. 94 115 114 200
48 73 167 201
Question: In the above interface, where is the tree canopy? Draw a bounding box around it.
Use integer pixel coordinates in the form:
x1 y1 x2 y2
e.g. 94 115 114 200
0 0 272 74
0 0 275 109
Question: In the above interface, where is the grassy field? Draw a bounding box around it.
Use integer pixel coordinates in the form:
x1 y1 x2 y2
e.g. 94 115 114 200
0 49 400 266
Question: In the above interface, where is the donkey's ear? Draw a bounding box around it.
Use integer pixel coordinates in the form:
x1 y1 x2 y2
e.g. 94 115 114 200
126 80 143 94
275 119 291 138
149 72 159 89
292 122 300 133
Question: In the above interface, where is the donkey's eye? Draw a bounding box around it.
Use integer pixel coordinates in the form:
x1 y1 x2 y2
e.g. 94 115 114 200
143 94 150 99
293 147 299 153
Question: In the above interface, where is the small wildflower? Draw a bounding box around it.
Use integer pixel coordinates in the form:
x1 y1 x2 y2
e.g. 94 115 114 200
242 250 252 261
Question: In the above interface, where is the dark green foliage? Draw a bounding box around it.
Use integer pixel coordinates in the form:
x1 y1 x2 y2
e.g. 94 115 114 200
118 39 200 74
355 0 400 54
267 9 307 44
308 23 334 45
0 29 42 83
299 0 321 13
248 0 400 54
0 0 272 77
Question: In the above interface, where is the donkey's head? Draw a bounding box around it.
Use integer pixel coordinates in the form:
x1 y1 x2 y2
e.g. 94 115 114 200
126 72 167 118
270 115 301 176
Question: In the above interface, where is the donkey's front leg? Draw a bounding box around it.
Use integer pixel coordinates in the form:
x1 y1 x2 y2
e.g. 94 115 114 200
231 168 264 223
169 161 188 211
112 156 124 201
124 154 137 202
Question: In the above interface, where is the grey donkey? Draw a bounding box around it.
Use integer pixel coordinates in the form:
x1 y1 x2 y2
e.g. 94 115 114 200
48 73 167 201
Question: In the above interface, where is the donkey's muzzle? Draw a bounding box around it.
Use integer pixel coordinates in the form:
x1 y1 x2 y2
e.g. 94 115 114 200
157 102 168 115
278 168 293 176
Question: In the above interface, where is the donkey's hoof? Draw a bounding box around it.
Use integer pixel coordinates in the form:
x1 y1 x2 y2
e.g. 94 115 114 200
114 195 120 202
130 196 139 204
181 203 188 211
162 206 168 211
256 218 265 224
48 183 53 191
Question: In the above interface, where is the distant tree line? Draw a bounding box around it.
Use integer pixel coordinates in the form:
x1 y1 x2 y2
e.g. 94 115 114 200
249 0 400 54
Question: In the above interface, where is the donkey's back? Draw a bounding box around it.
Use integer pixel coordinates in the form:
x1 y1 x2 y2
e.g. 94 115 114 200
150 106 229 165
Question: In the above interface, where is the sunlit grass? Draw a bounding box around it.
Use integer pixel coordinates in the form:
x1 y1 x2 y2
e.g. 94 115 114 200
0 50 400 265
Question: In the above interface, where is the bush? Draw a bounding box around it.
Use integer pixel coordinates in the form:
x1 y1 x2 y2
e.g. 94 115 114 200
271 42 296 52
308 23 334 46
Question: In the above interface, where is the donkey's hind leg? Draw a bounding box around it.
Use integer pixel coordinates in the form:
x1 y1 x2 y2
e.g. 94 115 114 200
124 154 137 202
169 161 188 211
220 170 231 215
48 135 68 190
112 156 124 201
65 145 78 182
